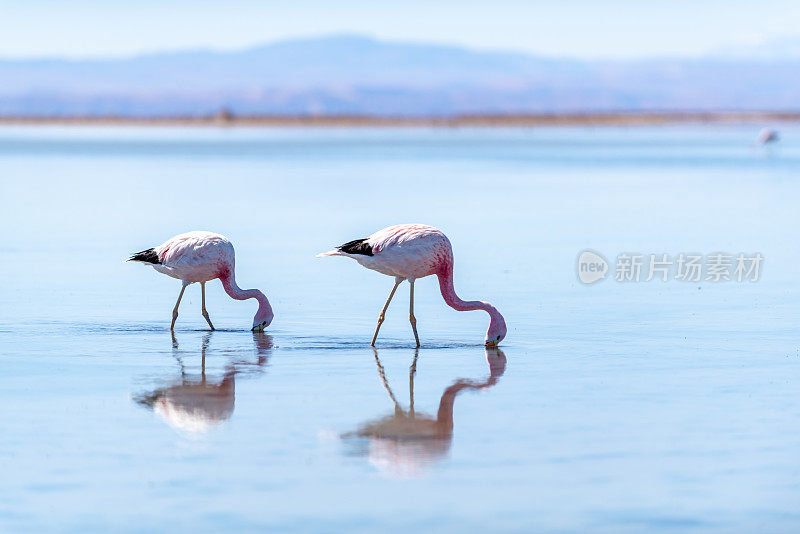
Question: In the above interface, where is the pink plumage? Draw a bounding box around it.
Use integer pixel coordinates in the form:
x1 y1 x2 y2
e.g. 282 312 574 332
319 224 506 347
129 231 273 331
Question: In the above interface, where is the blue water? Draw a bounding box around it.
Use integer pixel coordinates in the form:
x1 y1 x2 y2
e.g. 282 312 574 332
1 125 800 532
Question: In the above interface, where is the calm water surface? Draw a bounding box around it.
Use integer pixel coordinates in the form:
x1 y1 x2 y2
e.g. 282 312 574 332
1 125 800 532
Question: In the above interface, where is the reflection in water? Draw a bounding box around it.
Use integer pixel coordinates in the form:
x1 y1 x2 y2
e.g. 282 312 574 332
344 347 506 478
134 332 272 434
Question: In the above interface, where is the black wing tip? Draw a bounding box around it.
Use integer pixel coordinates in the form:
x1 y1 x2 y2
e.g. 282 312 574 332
129 248 161 264
339 238 374 256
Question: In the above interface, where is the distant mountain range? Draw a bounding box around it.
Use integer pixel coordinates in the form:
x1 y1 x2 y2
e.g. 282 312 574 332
1 34 799 116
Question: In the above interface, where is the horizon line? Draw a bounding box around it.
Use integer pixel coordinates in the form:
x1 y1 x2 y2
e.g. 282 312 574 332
2 111 799 128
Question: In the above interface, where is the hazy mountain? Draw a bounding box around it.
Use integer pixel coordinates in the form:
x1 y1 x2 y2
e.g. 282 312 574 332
713 36 800 61
1 34 799 116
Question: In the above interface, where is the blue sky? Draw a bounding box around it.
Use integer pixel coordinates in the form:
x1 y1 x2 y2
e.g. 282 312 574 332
2 0 799 59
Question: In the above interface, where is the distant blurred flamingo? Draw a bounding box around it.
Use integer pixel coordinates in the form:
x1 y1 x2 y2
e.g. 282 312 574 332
755 127 779 146
129 231 273 331
318 224 506 347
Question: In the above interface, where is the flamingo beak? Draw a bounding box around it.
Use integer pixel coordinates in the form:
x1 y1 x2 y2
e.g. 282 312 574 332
485 340 499 348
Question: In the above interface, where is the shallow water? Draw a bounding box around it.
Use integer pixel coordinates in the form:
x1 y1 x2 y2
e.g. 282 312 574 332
1 125 800 532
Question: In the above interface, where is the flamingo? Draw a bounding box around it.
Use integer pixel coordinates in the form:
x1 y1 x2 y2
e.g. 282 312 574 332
755 127 779 146
318 224 507 347
128 231 273 331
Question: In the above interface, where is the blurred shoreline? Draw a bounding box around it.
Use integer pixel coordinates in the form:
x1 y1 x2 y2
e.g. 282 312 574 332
1 112 799 128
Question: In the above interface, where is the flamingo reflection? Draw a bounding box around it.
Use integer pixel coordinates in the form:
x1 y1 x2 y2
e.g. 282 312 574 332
343 347 506 478
134 332 272 434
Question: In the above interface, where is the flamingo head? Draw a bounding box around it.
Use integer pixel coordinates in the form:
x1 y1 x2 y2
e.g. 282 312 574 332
251 308 274 332
484 309 507 347
250 290 274 332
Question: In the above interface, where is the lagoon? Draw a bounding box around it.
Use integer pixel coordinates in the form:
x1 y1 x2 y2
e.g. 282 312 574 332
1 125 799 532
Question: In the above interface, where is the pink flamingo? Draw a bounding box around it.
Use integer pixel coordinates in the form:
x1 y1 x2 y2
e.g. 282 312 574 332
755 127 779 146
318 224 506 347
129 231 273 331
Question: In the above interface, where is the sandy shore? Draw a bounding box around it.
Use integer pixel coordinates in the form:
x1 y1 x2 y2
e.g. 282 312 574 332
1 112 799 127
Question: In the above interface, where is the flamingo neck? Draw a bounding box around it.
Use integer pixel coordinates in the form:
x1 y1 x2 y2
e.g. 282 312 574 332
219 270 273 322
436 263 498 316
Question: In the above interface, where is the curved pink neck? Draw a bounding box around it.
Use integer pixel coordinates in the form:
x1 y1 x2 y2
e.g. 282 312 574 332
219 271 273 317
437 264 496 315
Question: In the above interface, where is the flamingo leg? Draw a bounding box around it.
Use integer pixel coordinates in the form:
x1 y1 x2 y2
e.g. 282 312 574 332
171 283 188 331
371 278 402 346
201 282 215 330
409 280 420 347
